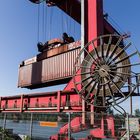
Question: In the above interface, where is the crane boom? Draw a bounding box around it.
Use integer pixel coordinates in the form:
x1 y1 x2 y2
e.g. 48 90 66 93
29 0 81 23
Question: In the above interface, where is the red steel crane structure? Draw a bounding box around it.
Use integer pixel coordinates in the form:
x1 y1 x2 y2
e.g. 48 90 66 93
1 0 140 139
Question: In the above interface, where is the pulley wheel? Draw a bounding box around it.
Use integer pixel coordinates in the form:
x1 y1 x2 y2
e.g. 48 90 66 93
74 34 140 107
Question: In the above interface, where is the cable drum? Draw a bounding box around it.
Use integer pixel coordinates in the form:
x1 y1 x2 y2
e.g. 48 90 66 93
74 34 140 107
81 44 130 95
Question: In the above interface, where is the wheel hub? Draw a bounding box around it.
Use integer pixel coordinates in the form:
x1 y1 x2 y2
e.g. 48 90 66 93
98 65 110 77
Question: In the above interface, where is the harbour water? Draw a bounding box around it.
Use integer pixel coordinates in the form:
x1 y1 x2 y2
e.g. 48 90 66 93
0 120 90 139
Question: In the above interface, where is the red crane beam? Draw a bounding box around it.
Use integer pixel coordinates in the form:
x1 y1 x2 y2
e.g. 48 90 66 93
50 0 81 23
29 0 81 23
0 90 83 113
29 0 119 35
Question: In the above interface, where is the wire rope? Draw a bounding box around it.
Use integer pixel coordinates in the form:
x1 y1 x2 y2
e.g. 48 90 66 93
103 10 126 35
49 7 54 40
44 5 47 41
37 3 40 42
64 0 68 33
42 2 45 42
48 8 51 40
61 9 64 34
69 5 72 35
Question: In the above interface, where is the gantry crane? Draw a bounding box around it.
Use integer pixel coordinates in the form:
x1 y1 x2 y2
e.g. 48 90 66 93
0 0 140 139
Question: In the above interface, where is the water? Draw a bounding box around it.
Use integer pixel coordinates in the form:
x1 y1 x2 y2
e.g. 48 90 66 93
0 120 90 139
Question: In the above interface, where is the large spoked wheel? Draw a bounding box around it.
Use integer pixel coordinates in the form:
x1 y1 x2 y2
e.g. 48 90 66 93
74 34 140 107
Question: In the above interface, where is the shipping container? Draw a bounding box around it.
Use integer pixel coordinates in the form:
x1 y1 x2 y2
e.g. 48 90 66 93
18 47 81 89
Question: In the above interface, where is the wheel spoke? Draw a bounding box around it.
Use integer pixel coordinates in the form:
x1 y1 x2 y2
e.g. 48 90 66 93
109 70 133 77
105 77 116 105
111 63 140 69
83 47 98 64
79 79 94 94
109 73 132 87
102 78 106 106
108 42 131 65
75 72 91 76
81 57 95 66
111 79 126 98
85 81 97 100
106 35 112 58
83 60 100 69
115 51 137 64
106 36 123 63
115 36 123 47
91 41 100 59
75 65 91 69
80 56 100 69
100 37 104 58
91 83 101 105
75 75 92 85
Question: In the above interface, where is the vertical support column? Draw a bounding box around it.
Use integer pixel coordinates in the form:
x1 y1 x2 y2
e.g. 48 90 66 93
90 105 94 125
2 113 6 140
84 0 104 125
57 91 61 112
82 99 86 124
126 113 130 140
130 96 132 116
101 113 105 136
20 94 24 112
85 0 104 48
30 113 33 139
136 75 140 94
0 97 1 111
67 112 71 140
81 0 85 49
81 0 86 125
128 78 132 115
3 113 6 130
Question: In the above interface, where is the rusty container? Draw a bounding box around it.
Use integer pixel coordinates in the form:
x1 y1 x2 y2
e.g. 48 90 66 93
37 41 81 61
18 47 80 89
37 44 68 61
18 64 32 87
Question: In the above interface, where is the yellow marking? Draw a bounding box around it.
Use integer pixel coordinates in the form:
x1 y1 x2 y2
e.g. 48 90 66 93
40 121 58 127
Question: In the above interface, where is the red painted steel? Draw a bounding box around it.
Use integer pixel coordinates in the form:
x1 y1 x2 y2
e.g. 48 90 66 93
85 0 104 45
0 91 82 113
59 117 88 134
90 116 115 138
57 91 61 112
63 0 104 126
106 116 115 137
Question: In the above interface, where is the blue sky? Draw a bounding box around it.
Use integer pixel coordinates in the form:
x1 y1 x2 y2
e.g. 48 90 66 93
105 0 140 113
0 0 140 113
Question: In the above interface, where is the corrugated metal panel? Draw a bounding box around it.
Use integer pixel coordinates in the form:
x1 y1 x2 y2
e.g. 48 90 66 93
18 48 80 88
18 64 32 87
31 61 42 85
42 48 80 81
